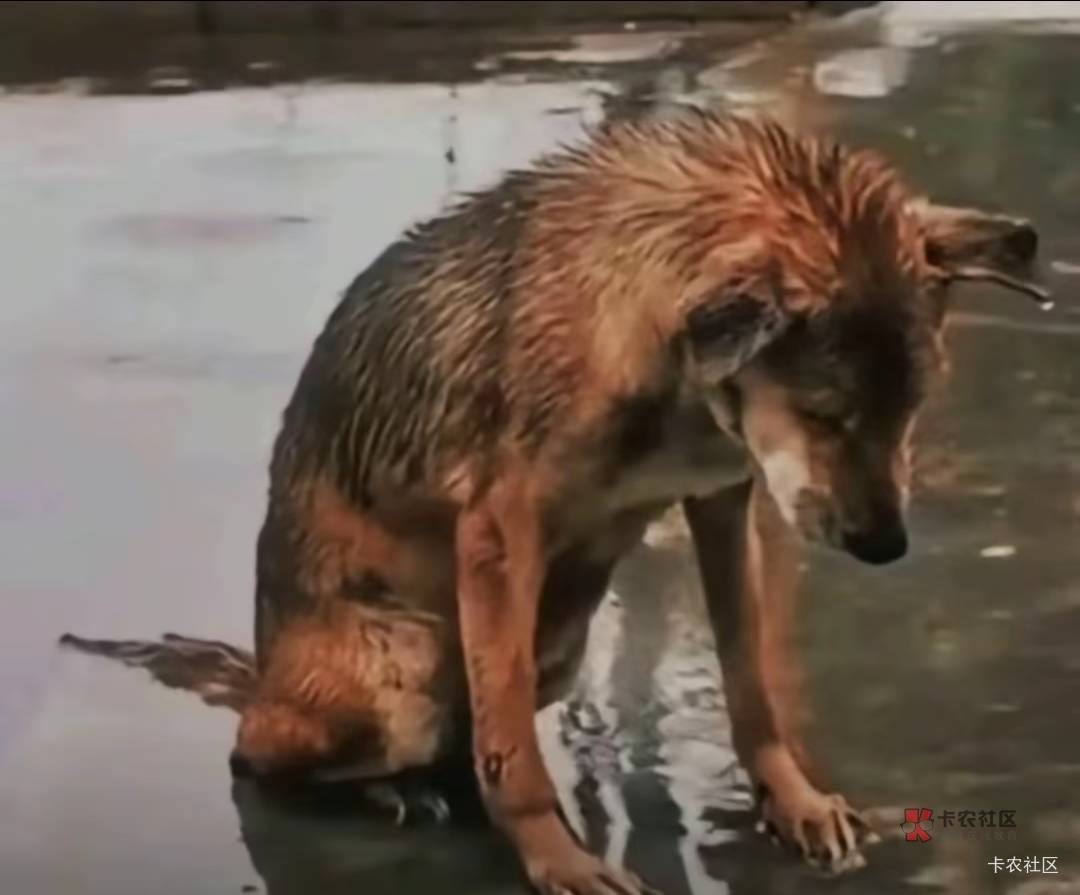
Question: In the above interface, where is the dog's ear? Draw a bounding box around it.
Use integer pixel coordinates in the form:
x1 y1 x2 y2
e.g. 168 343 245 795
684 283 788 384
913 201 1052 309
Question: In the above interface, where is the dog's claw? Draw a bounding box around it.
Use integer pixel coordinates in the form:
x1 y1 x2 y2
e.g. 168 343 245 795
758 787 877 874
418 790 451 825
359 780 451 827
361 782 408 825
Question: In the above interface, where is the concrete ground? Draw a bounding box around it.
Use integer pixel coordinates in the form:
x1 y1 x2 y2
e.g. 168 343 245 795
2 2 1080 894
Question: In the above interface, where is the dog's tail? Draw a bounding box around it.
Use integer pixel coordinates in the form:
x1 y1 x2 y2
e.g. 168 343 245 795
59 632 256 712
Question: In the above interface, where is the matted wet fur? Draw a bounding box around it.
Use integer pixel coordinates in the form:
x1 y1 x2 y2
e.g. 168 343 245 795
63 112 1044 893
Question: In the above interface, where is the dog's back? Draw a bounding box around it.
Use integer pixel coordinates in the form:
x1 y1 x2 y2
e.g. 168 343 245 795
60 115 1044 889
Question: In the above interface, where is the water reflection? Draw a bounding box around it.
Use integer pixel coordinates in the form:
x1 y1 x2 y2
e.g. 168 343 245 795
219 520 949 895
232 777 521 895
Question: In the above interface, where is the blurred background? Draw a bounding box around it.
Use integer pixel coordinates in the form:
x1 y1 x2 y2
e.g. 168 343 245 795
1 2 1079 894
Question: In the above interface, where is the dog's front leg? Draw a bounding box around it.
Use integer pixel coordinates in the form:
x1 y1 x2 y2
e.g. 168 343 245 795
455 480 657 895
684 480 875 874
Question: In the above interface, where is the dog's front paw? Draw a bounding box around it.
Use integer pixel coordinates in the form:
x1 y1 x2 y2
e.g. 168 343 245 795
516 813 662 895
758 785 879 874
526 850 660 895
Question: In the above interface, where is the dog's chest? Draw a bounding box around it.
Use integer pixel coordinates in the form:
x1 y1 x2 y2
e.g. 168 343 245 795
600 392 749 512
549 393 748 553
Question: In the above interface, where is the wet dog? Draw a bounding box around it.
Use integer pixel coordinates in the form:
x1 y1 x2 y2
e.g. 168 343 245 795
63 113 1046 893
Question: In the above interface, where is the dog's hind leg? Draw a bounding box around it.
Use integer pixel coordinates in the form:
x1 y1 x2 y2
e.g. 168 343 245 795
59 627 459 821
684 480 878 874
232 604 463 825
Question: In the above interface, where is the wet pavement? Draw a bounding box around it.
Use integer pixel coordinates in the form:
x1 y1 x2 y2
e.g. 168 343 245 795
3 3 1080 894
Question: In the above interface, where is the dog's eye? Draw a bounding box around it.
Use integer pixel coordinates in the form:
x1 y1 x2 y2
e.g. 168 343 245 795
795 387 857 433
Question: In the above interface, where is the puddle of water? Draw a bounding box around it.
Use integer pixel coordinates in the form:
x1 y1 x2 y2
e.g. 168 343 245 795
3 11 1080 895
813 46 910 98
497 31 685 65
1052 259 1080 275
845 1 1080 50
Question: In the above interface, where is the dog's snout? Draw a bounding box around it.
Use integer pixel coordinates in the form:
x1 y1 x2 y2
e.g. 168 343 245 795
842 525 908 565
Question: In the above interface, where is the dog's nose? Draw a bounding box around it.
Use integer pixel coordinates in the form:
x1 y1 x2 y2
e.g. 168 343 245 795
843 526 908 565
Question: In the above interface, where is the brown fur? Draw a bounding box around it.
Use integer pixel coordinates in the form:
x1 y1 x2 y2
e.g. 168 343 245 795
61 113 1042 893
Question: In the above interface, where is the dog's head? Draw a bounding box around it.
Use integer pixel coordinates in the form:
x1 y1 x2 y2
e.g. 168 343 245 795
676 126 1045 564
